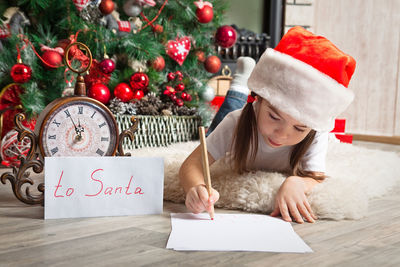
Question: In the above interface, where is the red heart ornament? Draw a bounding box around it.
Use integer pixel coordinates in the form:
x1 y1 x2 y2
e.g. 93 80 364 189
166 37 191 66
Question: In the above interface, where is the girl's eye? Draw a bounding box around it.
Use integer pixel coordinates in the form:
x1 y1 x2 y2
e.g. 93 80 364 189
294 127 305 132
269 113 280 121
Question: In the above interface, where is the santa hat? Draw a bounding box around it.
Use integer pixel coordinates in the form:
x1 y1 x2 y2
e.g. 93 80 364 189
247 26 356 132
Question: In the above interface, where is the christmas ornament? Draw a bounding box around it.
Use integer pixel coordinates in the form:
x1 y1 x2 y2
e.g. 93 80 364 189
169 94 177 102
84 59 111 89
62 82 75 97
175 70 183 80
99 58 116 74
10 62 32 83
163 86 175 96
99 0 115 15
215 25 237 48
152 24 163 33
195 50 205 62
88 83 111 104
123 0 142 17
151 56 165 71
167 72 176 81
175 83 185 92
175 98 184 107
72 0 89 12
204 55 221 73
134 89 145 100
80 0 103 22
201 85 215 101
114 83 134 102
130 71 149 90
194 1 213 24
166 37 191 66
42 50 63 68
1 130 31 167
182 92 192 101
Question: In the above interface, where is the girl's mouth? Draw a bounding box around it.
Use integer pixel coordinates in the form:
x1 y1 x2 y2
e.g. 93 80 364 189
268 137 282 147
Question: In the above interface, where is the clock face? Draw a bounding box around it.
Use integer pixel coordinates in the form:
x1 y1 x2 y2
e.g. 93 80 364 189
39 99 118 157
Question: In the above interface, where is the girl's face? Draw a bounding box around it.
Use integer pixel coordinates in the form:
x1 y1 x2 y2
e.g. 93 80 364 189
256 98 312 148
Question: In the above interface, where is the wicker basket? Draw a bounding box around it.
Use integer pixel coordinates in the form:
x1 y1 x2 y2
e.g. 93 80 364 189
116 114 201 150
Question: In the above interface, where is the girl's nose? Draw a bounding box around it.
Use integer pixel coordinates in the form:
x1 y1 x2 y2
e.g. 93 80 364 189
274 125 290 141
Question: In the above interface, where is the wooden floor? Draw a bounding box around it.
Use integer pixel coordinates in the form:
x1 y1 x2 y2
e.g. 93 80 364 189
1 141 400 267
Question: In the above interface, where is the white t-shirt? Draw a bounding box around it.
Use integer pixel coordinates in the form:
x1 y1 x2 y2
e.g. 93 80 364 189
206 108 328 173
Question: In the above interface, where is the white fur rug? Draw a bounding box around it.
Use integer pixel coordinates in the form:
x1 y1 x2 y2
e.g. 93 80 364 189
132 141 400 220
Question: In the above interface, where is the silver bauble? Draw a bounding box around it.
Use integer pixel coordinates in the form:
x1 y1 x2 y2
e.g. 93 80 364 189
201 85 216 102
123 0 142 17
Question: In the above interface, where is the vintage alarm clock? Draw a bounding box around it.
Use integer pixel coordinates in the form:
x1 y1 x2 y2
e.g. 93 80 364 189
35 42 120 158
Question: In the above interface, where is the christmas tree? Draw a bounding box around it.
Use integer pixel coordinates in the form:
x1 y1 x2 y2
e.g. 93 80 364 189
0 0 229 139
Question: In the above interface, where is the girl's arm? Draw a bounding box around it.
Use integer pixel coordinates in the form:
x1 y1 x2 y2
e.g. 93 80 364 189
179 145 219 213
179 145 216 193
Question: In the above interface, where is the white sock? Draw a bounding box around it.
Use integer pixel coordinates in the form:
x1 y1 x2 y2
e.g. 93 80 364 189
229 57 256 95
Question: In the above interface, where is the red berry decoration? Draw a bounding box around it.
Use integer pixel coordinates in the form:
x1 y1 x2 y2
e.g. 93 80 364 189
99 58 116 74
42 50 63 68
167 72 176 81
176 98 184 107
134 90 144 100
204 55 221 73
215 25 237 48
88 83 111 104
152 24 164 33
196 5 213 23
10 63 32 83
175 83 185 92
175 70 183 80
130 72 149 91
99 0 115 15
182 92 192 102
169 94 177 102
163 86 176 96
151 56 165 71
114 83 133 102
195 50 205 63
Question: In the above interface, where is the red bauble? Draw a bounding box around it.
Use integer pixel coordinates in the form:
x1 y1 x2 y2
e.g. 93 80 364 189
215 25 237 48
196 6 213 23
176 98 184 107
114 83 134 102
167 72 176 81
10 63 32 83
130 72 149 91
42 50 63 68
152 24 164 33
99 58 116 74
134 90 144 100
88 83 111 104
169 94 177 102
204 55 221 73
175 83 185 92
99 0 115 15
151 56 165 71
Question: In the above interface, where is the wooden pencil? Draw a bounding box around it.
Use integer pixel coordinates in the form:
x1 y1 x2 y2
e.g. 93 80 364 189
198 126 215 220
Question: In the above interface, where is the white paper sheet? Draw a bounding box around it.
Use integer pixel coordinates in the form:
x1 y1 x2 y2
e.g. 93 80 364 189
166 213 312 253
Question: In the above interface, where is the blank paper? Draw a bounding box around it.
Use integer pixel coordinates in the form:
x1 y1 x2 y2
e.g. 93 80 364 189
166 213 312 253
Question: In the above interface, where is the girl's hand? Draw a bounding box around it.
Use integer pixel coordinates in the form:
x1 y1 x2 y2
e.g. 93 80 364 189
185 185 220 214
270 176 318 223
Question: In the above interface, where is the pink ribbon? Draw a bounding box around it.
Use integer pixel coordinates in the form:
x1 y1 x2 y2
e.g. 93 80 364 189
40 44 64 56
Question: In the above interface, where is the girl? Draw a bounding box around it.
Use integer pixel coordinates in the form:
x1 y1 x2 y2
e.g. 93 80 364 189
179 26 356 224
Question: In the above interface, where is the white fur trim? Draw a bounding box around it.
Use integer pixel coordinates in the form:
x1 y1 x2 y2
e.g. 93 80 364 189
247 48 355 131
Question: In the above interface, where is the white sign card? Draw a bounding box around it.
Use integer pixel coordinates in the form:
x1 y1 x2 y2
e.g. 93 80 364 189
45 157 164 219
167 213 313 253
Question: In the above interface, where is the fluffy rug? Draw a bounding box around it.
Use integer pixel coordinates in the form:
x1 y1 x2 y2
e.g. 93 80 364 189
132 141 400 220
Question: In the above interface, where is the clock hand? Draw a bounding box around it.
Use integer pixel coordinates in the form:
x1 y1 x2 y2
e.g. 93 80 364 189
69 116 79 134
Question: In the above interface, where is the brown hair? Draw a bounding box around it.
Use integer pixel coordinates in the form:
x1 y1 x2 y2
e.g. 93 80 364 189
230 99 325 180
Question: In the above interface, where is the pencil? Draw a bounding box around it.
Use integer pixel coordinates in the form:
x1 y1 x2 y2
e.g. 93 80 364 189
198 126 215 220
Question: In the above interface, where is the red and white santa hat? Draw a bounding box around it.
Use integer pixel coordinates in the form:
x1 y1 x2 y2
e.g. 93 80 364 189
247 26 356 132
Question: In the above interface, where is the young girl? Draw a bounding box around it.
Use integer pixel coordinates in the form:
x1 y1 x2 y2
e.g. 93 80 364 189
179 26 356 224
